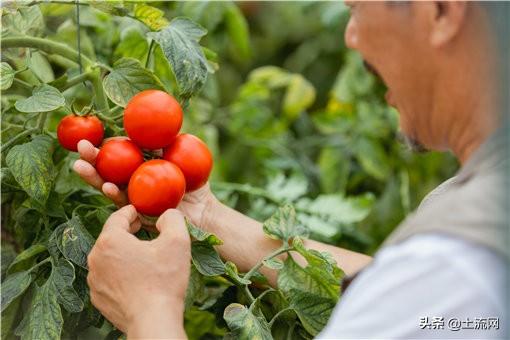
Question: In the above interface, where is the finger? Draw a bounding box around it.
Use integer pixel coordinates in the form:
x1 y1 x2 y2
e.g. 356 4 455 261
73 159 104 190
103 205 142 234
154 209 190 245
77 140 99 165
102 182 129 207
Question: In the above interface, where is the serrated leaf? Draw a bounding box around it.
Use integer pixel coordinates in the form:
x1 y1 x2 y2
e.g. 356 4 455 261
266 173 308 202
292 237 343 280
50 259 83 313
277 256 340 300
88 0 128 16
1 271 33 312
15 280 63 340
103 57 164 107
283 74 316 120
51 216 95 269
2 6 43 37
6 135 55 203
224 261 251 285
288 289 335 336
262 257 284 270
186 220 223 245
262 204 308 242
223 303 273 340
114 27 149 62
184 266 204 310
191 241 224 276
134 3 169 31
1 62 15 90
296 193 374 227
14 85 65 113
148 17 209 98
7 244 46 274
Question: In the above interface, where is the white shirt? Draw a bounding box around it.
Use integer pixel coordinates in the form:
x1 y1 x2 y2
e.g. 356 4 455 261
318 233 508 339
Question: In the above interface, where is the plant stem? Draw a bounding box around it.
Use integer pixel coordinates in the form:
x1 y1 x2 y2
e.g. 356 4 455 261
244 246 292 282
2 36 93 67
29 257 52 272
89 69 110 114
37 112 49 132
145 39 155 69
12 78 34 91
268 308 292 328
244 286 255 303
2 128 37 151
61 71 93 91
28 0 90 7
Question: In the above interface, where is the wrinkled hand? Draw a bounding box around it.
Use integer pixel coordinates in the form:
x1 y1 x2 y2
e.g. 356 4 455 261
87 206 189 338
73 139 218 228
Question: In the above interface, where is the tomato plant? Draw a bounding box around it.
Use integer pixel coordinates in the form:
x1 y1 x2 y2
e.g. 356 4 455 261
57 114 104 152
124 90 183 150
128 159 186 216
1 2 457 340
96 139 144 186
163 134 213 192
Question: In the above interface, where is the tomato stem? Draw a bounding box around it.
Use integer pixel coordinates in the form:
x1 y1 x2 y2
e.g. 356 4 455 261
2 128 38 151
60 71 93 91
2 36 93 67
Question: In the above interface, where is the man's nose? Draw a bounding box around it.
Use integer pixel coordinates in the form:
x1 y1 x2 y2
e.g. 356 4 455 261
344 18 358 49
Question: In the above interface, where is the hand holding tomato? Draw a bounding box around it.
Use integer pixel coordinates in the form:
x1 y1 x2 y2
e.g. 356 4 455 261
73 139 218 227
87 205 190 338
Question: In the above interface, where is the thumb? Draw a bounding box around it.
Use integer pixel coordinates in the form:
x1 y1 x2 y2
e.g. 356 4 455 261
154 209 190 247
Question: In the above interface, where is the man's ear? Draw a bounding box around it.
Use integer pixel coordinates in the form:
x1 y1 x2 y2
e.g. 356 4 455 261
428 1 468 47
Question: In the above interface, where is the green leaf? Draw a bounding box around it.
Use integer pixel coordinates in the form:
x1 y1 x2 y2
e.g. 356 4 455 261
1 243 17 278
103 57 164 107
1 271 33 312
265 173 308 202
224 261 251 285
2 6 43 36
355 137 390 180
28 51 55 83
262 257 284 270
186 220 223 246
114 27 149 63
292 237 343 280
288 289 335 336
15 280 63 340
249 66 290 88
88 0 128 16
283 74 316 120
224 3 251 62
51 216 95 269
277 256 340 300
6 135 55 203
134 3 169 31
7 244 46 274
223 303 273 340
184 266 204 310
50 259 83 313
148 17 209 98
1 62 15 90
191 241 225 276
262 204 308 242
14 85 65 113
185 307 226 339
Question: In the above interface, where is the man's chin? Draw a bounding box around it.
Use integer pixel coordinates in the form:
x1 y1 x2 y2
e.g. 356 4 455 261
397 132 429 153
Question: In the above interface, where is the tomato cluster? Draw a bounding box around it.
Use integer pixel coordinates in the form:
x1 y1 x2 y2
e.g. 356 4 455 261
57 90 213 216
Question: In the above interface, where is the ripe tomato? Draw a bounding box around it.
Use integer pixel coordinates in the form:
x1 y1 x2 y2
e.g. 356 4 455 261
123 90 183 150
128 159 186 216
57 114 104 152
162 134 213 192
96 139 144 186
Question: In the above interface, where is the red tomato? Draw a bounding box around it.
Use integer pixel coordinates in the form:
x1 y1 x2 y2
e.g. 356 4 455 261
123 90 183 150
96 139 144 186
128 159 186 216
57 115 104 152
162 134 213 192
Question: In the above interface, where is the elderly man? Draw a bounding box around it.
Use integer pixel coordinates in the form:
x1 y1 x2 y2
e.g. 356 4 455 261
76 1 508 339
